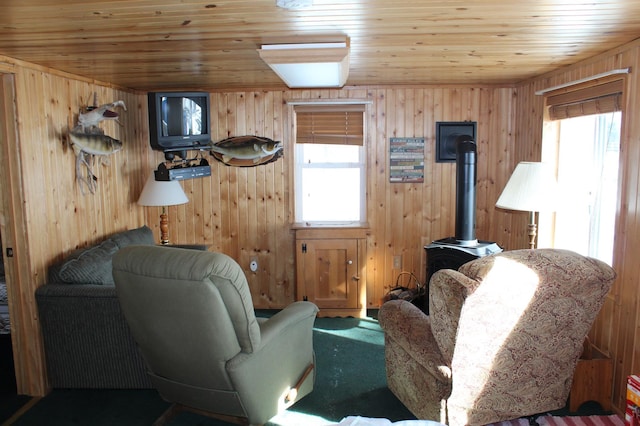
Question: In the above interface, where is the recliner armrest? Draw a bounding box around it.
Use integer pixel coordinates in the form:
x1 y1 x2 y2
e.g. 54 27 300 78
258 301 319 341
429 268 480 363
379 300 451 383
227 301 318 369
226 301 319 421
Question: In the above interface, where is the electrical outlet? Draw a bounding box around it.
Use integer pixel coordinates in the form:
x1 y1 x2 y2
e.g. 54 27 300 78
250 257 258 272
393 255 402 269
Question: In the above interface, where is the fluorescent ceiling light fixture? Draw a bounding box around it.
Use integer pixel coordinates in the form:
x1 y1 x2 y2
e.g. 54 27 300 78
258 41 350 88
276 0 312 9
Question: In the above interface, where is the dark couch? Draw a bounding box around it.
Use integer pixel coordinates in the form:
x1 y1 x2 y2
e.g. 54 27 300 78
35 226 206 389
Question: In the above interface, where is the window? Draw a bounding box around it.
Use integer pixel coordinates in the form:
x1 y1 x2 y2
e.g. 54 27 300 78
293 104 366 224
541 79 623 265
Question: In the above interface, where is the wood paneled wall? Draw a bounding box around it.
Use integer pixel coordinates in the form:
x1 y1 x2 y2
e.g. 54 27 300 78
0 58 520 396
141 86 517 311
515 38 640 414
0 55 151 396
3 39 639 415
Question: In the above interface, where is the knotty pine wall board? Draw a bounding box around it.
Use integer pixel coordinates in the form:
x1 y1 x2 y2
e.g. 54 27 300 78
6 36 640 414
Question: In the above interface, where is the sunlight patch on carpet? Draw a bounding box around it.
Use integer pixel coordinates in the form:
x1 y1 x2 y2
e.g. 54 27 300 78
269 409 335 425
314 320 384 346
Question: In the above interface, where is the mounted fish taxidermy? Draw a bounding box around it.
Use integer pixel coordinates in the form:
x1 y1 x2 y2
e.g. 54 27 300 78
78 99 127 131
209 135 283 167
68 96 126 194
69 129 123 195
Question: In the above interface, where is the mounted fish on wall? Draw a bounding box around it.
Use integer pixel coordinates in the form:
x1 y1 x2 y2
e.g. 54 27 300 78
209 135 283 167
67 97 126 194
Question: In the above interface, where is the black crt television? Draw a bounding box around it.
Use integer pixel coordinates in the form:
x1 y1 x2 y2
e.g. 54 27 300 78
148 91 211 156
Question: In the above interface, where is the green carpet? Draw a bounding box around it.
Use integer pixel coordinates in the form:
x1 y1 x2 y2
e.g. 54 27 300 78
281 316 413 423
8 314 415 425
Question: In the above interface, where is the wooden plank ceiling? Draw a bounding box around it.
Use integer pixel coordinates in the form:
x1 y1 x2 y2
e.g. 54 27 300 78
1 0 640 92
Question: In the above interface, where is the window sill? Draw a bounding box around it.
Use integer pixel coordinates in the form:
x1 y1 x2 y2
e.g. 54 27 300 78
293 223 369 240
292 222 369 230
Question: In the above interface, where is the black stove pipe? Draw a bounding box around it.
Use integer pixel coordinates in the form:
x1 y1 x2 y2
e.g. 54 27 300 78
455 136 477 246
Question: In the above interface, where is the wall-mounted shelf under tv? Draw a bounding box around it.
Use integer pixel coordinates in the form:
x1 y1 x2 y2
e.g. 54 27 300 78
154 160 211 181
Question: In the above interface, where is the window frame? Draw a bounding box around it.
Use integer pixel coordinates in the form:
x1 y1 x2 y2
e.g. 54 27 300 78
287 101 369 226
539 76 625 264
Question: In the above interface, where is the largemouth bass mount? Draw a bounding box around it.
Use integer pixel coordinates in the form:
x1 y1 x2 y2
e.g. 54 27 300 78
210 135 283 167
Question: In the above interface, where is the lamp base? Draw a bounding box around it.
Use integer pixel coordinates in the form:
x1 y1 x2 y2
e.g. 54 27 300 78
527 217 537 250
160 212 170 245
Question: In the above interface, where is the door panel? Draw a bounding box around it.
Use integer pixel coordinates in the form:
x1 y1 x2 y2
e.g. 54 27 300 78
300 239 358 309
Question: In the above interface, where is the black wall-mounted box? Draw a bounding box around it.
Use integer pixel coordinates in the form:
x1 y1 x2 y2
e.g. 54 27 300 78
435 121 477 163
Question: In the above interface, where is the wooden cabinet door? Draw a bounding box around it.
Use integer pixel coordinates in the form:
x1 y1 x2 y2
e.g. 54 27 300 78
298 239 359 310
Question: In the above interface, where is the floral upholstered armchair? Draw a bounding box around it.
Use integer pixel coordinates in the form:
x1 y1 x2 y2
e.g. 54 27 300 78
379 249 616 426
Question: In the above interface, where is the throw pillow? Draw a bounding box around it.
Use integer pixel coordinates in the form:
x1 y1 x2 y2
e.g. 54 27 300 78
58 238 119 285
110 225 155 249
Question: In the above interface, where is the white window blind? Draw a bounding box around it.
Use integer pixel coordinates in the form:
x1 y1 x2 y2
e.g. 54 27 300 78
546 79 623 120
294 104 365 145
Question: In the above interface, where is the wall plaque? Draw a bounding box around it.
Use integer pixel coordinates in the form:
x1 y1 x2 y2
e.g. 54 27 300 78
389 137 425 183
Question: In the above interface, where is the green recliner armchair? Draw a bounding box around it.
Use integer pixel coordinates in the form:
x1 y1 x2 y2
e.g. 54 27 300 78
112 245 319 426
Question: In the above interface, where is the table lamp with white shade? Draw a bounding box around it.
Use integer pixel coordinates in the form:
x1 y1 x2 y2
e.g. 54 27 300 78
137 175 189 245
496 162 559 249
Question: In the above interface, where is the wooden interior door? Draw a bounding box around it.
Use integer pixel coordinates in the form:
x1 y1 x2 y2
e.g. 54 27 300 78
299 239 359 310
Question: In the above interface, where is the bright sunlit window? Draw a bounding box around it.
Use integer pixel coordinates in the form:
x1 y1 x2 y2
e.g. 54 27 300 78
295 143 365 223
293 104 367 224
553 112 620 265
541 79 623 266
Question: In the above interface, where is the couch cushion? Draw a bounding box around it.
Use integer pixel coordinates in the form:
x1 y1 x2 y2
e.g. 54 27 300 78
53 226 155 285
110 225 155 248
58 239 119 285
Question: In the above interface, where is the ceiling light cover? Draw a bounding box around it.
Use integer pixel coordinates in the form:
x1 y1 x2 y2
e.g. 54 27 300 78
258 41 350 88
276 0 312 9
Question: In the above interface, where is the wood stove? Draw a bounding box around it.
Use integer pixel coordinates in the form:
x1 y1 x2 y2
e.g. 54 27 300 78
423 135 501 313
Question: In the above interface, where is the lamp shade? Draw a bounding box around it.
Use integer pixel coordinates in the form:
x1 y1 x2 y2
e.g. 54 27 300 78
137 175 189 207
496 162 558 213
